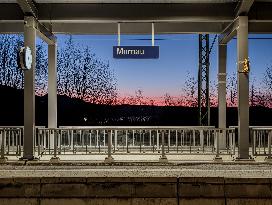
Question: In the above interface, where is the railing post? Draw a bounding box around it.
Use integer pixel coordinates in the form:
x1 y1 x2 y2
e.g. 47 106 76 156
193 130 196 147
37 129 41 156
49 129 60 163
214 130 223 162
159 130 168 163
168 130 170 153
7 130 10 155
105 130 114 163
126 130 129 153
139 130 142 153
265 131 272 162
156 130 159 151
98 130 101 153
114 130 118 152
252 130 256 156
0 129 8 163
132 130 135 147
96 130 99 148
200 130 204 148
72 130 75 154
176 130 178 153
149 130 152 147
103 130 106 147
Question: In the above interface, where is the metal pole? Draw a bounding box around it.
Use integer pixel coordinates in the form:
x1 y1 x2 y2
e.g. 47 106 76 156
218 43 227 149
23 16 36 160
48 44 57 150
152 22 155 46
118 23 121 46
237 16 250 160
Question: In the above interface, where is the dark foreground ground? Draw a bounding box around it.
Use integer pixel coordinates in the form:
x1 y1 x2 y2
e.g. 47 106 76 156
0 162 271 205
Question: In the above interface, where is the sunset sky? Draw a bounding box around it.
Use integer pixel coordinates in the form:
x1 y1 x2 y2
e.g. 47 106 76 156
56 33 272 102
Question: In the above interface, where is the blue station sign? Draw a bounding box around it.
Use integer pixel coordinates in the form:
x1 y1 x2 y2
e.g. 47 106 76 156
113 46 159 59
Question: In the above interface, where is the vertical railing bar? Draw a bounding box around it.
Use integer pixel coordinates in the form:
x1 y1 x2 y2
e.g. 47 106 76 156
53 130 57 158
114 130 117 153
104 130 106 148
168 130 170 153
1 130 5 158
149 130 152 148
99 130 101 153
7 130 10 155
37 129 41 156
161 130 166 160
157 130 160 152
268 131 271 160
140 130 142 153
176 130 178 153
132 130 135 148
126 130 128 153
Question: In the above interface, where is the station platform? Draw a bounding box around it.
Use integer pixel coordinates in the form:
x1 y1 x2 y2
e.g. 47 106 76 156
0 162 272 205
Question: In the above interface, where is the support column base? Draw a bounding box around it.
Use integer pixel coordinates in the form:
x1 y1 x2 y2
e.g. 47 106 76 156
159 156 168 163
19 156 39 161
235 157 255 163
49 157 60 163
213 156 223 163
0 157 8 163
104 156 114 163
264 157 272 163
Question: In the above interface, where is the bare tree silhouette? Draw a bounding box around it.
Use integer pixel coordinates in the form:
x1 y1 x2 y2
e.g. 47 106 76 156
226 72 237 107
164 93 175 106
183 72 198 107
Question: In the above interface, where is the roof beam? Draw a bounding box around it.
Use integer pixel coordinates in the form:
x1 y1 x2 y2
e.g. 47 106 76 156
218 17 239 44
36 21 56 45
235 0 254 17
16 0 38 18
16 0 57 44
1 20 272 35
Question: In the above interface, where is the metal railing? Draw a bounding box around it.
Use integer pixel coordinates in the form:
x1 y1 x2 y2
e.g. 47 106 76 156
251 128 272 158
36 126 236 158
0 126 236 160
0 127 23 157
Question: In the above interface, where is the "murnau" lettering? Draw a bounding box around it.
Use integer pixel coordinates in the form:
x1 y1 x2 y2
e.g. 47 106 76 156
117 47 145 55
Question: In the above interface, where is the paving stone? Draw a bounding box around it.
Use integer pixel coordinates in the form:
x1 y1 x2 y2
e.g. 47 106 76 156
41 183 87 197
0 198 38 205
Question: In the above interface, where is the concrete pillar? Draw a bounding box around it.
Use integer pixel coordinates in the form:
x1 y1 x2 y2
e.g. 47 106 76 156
23 16 36 159
237 16 250 159
48 44 57 148
218 43 227 149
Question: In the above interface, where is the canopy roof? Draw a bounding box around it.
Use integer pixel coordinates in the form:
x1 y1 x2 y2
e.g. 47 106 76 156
0 0 272 34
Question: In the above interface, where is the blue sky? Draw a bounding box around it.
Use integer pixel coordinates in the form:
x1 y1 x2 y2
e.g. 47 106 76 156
55 33 272 98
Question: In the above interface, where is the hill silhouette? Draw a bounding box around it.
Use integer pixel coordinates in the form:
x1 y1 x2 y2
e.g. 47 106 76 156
0 85 272 127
